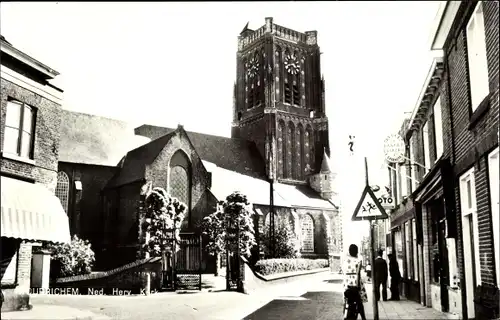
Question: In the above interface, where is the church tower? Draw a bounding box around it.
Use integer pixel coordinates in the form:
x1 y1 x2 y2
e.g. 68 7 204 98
231 17 330 183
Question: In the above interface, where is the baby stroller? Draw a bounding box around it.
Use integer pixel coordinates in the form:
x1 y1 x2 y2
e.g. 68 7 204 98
343 286 361 320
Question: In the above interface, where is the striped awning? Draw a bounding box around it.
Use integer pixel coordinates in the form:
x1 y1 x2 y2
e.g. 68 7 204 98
1 176 71 244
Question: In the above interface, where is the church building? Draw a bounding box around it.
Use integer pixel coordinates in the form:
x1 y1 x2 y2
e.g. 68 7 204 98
55 18 342 272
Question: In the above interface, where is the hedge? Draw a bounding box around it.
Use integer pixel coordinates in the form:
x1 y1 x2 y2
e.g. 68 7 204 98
254 258 329 276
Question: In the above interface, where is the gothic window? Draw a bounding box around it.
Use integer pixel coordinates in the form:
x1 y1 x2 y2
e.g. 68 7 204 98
283 50 301 107
301 214 314 253
278 120 285 178
246 50 262 109
276 46 284 102
288 122 296 179
56 171 70 214
169 150 191 210
265 212 278 227
293 52 301 105
298 124 305 179
253 51 262 107
306 125 314 168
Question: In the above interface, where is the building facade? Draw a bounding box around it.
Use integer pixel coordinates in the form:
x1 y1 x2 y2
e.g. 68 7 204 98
0 36 70 311
430 2 499 319
387 2 499 319
55 19 343 273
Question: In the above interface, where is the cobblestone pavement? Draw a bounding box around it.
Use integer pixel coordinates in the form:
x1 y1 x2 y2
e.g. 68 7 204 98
243 276 460 320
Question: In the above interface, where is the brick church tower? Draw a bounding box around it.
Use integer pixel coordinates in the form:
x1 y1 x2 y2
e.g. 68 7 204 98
231 17 330 184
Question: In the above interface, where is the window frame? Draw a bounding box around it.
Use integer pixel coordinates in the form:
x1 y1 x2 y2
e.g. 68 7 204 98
422 121 431 174
399 163 408 200
3 99 36 159
55 171 71 214
466 1 490 113
459 167 481 286
405 221 412 280
488 147 499 287
433 95 444 161
409 136 417 192
412 218 419 281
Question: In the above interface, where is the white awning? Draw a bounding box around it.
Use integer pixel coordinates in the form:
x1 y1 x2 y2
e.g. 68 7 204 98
1 176 71 243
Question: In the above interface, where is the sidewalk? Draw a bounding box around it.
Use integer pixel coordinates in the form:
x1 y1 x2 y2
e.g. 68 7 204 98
363 283 460 320
1 305 111 320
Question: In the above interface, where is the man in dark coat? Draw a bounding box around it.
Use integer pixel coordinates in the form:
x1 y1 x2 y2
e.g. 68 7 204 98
388 253 401 300
373 248 388 301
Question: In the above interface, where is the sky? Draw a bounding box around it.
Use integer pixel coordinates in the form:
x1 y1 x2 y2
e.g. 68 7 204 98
0 1 443 247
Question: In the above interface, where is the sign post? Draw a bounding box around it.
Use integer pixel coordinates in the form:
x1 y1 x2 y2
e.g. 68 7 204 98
351 157 389 320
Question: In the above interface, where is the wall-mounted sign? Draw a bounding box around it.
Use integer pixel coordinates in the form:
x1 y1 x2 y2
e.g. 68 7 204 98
383 134 405 163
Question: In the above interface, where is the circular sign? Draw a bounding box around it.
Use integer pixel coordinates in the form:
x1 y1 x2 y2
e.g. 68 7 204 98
383 134 405 163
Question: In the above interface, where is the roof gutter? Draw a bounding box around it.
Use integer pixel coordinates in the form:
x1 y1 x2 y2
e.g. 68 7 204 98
0 40 60 79
406 53 444 133
429 1 461 51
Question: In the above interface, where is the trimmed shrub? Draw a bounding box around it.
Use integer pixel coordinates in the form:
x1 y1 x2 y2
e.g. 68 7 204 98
254 258 329 276
261 218 300 259
48 235 95 278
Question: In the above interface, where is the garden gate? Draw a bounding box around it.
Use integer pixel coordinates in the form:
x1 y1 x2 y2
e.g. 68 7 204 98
161 232 202 291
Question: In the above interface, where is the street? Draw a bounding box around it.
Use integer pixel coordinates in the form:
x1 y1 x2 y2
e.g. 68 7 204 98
7 273 458 320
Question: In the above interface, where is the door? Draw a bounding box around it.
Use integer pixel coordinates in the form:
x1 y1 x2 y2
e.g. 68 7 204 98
438 218 449 312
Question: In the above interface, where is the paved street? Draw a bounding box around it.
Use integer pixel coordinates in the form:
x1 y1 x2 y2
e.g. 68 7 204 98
243 275 459 320
4 273 459 320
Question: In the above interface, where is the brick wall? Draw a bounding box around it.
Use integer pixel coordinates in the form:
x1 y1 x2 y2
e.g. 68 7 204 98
442 1 499 318
146 129 212 230
1 69 62 311
58 162 117 248
54 257 163 294
1 78 61 191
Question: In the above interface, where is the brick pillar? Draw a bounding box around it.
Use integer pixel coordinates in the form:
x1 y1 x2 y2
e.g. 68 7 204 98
422 205 432 306
322 212 333 255
257 212 265 259
16 242 33 292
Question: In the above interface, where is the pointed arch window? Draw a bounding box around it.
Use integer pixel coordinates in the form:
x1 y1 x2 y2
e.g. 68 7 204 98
278 120 286 178
56 171 70 214
169 151 191 212
246 50 263 109
298 124 305 179
283 50 301 107
301 214 314 252
288 122 296 179
306 125 314 169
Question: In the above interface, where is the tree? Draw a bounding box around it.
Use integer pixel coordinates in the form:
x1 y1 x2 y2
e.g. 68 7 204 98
141 187 187 257
261 217 300 259
200 202 225 275
202 191 256 263
48 235 95 278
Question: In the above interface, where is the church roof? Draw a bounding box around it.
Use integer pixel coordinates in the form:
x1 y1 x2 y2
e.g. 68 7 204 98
58 110 151 167
134 125 267 178
320 149 332 172
106 125 267 188
204 160 336 210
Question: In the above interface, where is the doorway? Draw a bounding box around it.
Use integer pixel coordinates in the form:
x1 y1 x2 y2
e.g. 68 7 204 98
429 199 449 312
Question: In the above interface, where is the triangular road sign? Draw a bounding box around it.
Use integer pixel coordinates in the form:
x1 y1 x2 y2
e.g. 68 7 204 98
351 185 389 221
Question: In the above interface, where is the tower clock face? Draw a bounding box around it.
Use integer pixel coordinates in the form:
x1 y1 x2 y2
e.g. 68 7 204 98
246 56 259 78
284 53 300 75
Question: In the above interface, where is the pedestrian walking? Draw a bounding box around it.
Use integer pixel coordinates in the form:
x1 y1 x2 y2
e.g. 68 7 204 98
342 244 367 320
365 263 371 282
388 253 401 300
373 248 388 302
